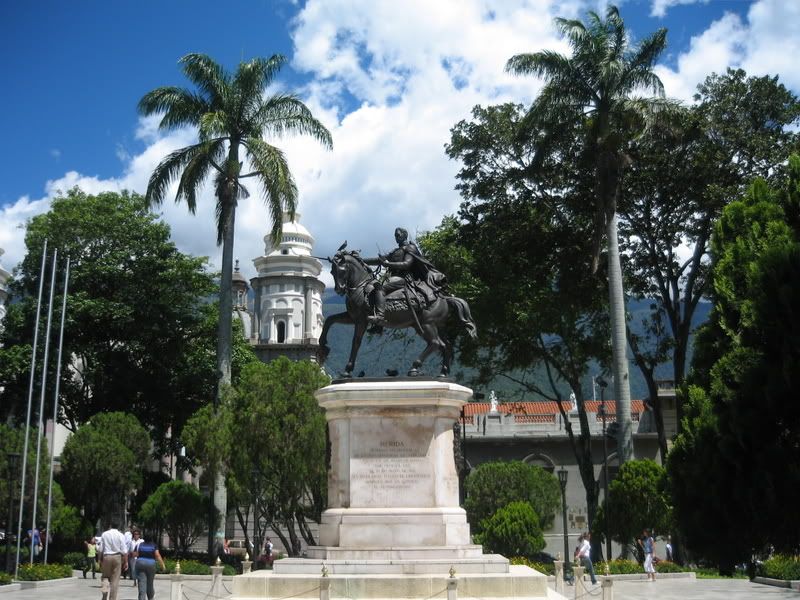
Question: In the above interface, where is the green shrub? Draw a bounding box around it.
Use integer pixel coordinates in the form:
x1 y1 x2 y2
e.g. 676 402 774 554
509 556 554 575
16 563 73 581
161 558 235 576
655 560 684 573
480 501 544 557
603 559 642 575
62 551 86 570
0 572 12 585
762 554 800 580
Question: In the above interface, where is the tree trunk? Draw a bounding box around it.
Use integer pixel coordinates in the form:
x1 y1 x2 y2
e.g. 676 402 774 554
209 148 238 557
606 212 633 463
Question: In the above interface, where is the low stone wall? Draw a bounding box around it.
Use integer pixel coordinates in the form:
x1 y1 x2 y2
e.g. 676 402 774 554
753 576 800 590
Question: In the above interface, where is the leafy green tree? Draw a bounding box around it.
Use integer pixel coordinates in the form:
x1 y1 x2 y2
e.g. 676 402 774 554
139 52 332 550
0 425 63 544
480 501 544 558
138 480 213 556
0 189 216 445
183 357 329 557
505 5 675 464
463 461 560 533
670 157 800 574
621 69 800 445
59 412 149 526
427 103 608 540
593 459 671 556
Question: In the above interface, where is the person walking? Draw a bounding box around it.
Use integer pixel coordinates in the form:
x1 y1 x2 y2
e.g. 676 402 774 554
128 529 143 586
641 528 656 581
133 535 166 600
97 522 129 600
82 536 97 579
578 532 598 585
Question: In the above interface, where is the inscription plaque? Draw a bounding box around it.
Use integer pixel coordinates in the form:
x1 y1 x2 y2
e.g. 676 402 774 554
350 420 435 507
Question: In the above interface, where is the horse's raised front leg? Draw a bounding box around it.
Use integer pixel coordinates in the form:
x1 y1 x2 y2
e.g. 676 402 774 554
343 321 368 378
317 311 353 366
408 323 445 377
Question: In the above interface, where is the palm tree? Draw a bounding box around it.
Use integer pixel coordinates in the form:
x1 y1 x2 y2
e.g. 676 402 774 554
139 53 332 553
506 6 674 463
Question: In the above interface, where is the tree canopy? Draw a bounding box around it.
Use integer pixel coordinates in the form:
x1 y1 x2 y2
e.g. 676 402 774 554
59 411 150 526
669 156 800 574
182 357 329 556
0 189 216 442
463 461 561 533
138 480 213 556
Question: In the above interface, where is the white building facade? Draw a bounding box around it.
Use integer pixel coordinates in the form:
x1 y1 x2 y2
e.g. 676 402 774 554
0 248 10 327
249 213 326 361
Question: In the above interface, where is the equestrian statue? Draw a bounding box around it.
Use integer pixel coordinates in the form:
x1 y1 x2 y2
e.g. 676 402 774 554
317 227 477 378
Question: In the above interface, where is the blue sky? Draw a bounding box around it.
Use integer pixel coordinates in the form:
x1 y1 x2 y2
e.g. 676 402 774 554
2 0 795 280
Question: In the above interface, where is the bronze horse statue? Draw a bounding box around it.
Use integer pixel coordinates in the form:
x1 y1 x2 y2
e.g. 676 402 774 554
317 248 477 378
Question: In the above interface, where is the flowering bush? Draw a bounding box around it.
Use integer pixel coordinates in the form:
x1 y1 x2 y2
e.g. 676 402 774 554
16 563 73 581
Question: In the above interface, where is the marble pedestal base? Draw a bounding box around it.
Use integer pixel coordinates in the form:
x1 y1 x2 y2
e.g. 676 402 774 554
231 380 560 600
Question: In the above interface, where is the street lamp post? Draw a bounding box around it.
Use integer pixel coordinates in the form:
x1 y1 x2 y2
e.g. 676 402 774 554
596 376 611 561
558 469 569 580
5 453 21 574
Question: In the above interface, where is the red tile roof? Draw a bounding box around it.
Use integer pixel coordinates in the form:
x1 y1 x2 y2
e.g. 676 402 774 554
461 399 647 417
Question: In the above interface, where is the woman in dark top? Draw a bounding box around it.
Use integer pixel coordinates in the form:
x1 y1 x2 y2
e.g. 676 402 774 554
133 536 166 600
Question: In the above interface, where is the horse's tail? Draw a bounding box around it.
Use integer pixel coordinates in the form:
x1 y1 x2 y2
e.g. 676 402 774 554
446 296 478 339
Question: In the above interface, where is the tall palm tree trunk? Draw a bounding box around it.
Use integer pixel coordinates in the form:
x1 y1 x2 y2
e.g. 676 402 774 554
211 193 236 555
606 212 633 462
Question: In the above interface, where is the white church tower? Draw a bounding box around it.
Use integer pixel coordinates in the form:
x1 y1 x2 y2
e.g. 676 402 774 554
249 212 325 362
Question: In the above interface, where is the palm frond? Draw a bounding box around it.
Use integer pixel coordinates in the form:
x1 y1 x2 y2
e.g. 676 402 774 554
505 51 570 80
253 95 333 149
199 111 230 141
180 53 229 105
138 87 210 130
146 143 212 209
628 28 668 71
555 16 589 47
242 136 298 243
174 139 226 213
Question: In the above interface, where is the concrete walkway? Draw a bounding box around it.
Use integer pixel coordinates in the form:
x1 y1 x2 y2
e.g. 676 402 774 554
1 574 798 600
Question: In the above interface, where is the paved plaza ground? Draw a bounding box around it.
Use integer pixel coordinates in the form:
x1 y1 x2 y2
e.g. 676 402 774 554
0 575 798 600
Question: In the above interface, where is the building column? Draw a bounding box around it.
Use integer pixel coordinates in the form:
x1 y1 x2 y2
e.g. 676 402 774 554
304 281 314 340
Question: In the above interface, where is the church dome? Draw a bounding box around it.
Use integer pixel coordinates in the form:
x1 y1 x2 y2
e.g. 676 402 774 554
264 212 314 257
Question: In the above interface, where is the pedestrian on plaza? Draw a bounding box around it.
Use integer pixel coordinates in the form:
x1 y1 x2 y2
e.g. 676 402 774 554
133 535 166 600
25 526 42 562
639 528 656 581
577 531 598 585
128 528 143 586
122 525 133 579
665 535 673 562
97 521 129 600
82 536 97 579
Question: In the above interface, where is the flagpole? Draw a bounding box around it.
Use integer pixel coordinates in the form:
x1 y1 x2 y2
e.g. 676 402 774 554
30 249 57 564
15 240 47 576
43 257 69 564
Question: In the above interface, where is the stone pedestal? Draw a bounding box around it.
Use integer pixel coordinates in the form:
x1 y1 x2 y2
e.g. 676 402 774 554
309 380 478 560
231 379 560 600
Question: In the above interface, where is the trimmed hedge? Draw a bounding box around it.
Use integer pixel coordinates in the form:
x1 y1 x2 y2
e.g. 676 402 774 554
762 555 800 581
602 560 642 575
62 551 87 570
0 572 12 585
16 563 73 581
509 556 555 575
655 560 684 573
162 558 236 576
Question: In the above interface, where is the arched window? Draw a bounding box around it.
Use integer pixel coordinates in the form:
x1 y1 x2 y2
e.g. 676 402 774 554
277 321 286 343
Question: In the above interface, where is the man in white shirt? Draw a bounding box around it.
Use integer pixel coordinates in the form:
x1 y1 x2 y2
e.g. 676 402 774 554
97 522 128 600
